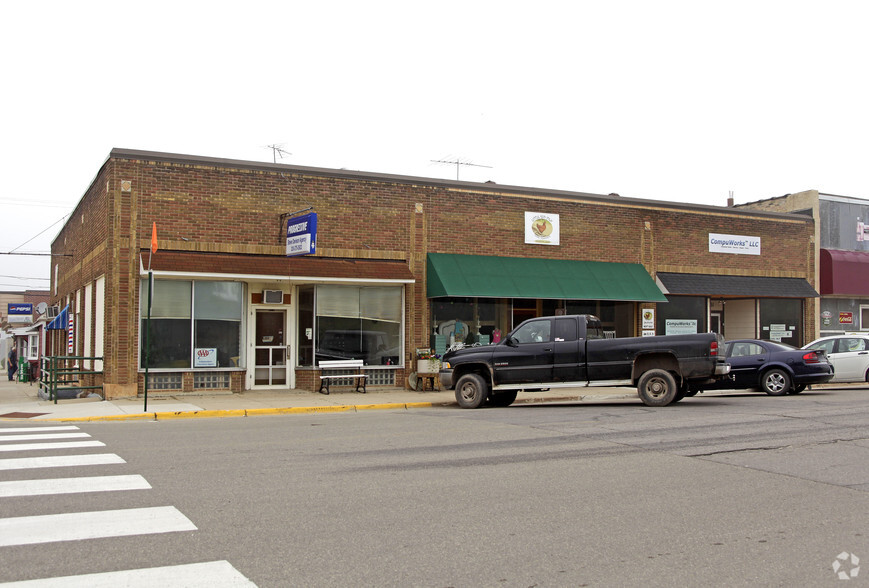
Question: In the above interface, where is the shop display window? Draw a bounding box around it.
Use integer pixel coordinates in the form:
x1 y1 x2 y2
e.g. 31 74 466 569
655 296 707 335
140 279 244 369
300 285 403 367
759 298 802 346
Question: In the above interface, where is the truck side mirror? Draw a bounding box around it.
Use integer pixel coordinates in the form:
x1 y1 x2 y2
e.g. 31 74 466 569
506 335 518 347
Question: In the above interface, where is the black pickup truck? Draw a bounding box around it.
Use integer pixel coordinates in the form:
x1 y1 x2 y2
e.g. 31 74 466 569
439 314 730 408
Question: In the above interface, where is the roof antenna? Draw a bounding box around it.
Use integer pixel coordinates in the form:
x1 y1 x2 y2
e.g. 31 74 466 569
431 156 492 181
266 144 292 163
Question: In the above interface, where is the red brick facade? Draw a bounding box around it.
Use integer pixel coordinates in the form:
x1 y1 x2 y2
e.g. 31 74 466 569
51 149 816 398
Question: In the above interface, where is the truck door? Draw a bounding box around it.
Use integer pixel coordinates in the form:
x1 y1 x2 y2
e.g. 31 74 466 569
492 318 555 385
553 317 583 382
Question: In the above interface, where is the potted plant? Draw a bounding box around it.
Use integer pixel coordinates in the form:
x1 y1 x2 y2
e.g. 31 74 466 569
416 348 441 374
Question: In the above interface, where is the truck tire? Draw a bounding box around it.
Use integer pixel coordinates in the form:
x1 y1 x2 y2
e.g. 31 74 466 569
487 390 518 407
455 373 490 409
761 368 790 396
637 369 678 406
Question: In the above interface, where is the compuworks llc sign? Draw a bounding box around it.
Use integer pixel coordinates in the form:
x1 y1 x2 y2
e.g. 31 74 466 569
709 232 760 255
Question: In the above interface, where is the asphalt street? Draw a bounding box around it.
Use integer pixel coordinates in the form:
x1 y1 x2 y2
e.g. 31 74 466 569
1 386 868 586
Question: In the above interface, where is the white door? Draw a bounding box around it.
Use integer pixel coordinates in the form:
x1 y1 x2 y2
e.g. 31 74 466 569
253 309 289 387
829 337 869 382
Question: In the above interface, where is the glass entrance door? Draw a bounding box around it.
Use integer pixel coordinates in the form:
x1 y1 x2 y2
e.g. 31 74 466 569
254 309 287 386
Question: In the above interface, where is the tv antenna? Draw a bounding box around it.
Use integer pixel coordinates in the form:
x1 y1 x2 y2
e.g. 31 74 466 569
266 144 292 163
430 157 492 181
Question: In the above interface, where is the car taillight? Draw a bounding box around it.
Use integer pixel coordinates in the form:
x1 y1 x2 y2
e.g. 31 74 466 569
710 340 719 356
803 351 820 364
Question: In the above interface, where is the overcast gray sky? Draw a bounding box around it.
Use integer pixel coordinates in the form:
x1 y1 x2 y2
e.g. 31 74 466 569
2 1 868 291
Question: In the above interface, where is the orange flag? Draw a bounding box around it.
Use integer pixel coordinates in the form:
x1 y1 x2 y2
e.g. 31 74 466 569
150 222 158 254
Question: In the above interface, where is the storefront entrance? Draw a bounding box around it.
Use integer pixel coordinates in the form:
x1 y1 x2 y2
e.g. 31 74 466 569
253 309 289 387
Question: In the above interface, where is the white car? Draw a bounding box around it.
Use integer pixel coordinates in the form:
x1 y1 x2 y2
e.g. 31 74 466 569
802 334 869 383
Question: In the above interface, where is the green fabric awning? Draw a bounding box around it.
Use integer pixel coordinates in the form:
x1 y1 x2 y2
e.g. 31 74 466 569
427 253 667 301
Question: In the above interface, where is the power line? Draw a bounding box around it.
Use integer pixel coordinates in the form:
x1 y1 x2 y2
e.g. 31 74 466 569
0 274 49 280
9 213 70 253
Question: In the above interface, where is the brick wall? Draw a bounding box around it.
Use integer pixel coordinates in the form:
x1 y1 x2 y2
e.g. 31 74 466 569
51 151 816 396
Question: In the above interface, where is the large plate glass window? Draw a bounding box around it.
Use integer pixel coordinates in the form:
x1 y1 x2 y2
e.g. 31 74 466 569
300 285 403 366
139 279 244 369
759 298 801 347
194 281 243 368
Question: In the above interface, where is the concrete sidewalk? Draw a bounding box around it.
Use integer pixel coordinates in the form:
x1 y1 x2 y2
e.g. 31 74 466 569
0 377 640 422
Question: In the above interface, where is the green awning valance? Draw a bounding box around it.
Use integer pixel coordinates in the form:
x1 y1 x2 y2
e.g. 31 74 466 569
427 253 667 301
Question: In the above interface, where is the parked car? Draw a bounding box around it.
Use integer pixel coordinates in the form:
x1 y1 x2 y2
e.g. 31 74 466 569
802 334 869 384
702 339 833 395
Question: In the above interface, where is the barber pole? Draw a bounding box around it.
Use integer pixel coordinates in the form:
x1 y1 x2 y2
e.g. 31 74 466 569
67 315 74 353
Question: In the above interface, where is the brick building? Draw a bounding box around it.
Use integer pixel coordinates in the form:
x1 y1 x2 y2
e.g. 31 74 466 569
51 148 818 398
738 189 869 336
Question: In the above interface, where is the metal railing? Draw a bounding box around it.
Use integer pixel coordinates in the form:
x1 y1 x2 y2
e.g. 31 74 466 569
39 356 105 404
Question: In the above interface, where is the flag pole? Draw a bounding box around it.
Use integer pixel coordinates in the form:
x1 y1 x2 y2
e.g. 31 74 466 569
144 222 157 412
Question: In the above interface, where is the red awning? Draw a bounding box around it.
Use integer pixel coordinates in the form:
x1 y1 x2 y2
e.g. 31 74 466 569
142 250 415 283
820 249 869 296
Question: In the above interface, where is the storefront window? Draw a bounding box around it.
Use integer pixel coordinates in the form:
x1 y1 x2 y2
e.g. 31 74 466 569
304 285 403 366
194 281 243 368
565 301 633 335
431 297 636 349
432 297 512 349
27 334 38 359
655 296 707 335
759 299 802 346
140 280 244 369
297 286 315 366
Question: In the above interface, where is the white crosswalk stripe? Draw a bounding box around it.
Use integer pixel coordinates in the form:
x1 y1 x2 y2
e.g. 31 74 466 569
0 560 257 587
0 454 126 471
0 425 258 586
0 426 80 433
0 441 105 452
0 506 197 547
0 433 91 442
0 475 151 497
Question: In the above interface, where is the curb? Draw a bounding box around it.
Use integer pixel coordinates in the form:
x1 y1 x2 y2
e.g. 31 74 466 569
33 401 449 423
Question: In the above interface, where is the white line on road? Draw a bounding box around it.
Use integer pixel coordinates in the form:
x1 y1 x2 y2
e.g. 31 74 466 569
0 426 80 433
0 506 197 547
0 560 257 587
0 433 91 442
0 441 105 453
0 475 151 498
0 454 125 471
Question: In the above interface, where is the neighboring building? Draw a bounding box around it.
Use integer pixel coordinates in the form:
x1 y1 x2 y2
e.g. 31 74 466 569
738 190 869 338
51 148 819 398
1 290 52 379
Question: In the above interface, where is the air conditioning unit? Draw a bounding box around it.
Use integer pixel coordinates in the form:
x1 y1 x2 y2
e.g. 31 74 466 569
263 290 284 304
46 306 60 319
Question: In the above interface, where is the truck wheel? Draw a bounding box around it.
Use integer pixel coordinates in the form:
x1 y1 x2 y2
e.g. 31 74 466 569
488 390 518 407
637 369 678 406
761 369 790 396
455 373 490 409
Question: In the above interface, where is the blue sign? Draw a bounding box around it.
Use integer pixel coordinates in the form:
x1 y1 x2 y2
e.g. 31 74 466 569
8 303 33 315
286 212 318 257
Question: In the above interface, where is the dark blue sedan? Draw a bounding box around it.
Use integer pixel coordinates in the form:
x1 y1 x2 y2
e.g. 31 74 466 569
705 339 834 395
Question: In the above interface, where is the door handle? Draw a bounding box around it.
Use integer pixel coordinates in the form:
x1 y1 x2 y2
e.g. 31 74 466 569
544 348 552 352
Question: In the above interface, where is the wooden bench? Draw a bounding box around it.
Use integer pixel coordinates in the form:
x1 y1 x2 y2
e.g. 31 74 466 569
318 359 367 395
